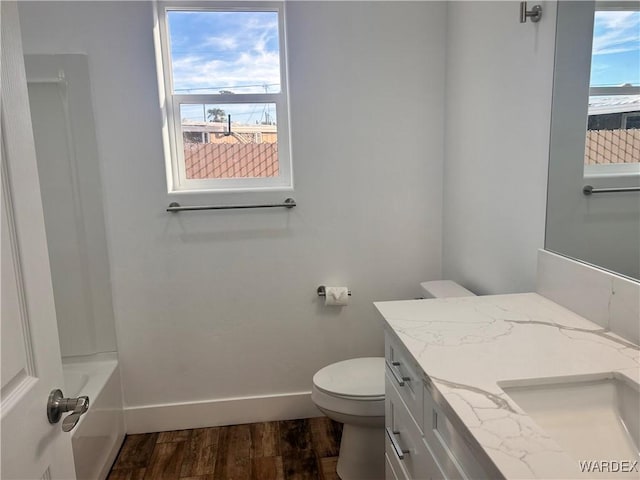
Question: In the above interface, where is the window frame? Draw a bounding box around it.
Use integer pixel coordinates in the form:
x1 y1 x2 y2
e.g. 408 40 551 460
585 1 640 178
154 1 293 194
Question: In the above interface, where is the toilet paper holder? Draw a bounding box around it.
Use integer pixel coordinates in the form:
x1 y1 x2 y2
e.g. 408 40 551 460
317 285 352 297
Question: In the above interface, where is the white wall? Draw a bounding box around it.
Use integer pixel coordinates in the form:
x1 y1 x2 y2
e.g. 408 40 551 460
19 1 446 429
442 1 556 295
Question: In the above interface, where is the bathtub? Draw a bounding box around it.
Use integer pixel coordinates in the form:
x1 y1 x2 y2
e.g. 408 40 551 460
62 353 125 480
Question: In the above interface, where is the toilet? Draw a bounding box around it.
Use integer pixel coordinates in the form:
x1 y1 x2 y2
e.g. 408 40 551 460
311 280 475 480
312 357 385 480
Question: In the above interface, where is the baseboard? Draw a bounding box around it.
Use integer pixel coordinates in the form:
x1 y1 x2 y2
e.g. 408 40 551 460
124 391 322 434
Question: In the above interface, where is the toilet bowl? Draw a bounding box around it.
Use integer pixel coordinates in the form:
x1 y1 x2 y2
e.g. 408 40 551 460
312 357 385 480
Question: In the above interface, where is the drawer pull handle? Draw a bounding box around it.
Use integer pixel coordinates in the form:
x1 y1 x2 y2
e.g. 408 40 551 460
386 360 410 387
386 427 409 460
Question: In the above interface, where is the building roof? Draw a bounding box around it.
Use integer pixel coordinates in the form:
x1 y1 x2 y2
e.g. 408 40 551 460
588 95 640 115
182 120 277 134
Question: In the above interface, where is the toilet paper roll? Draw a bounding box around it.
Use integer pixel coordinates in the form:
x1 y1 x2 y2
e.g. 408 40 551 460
324 286 350 306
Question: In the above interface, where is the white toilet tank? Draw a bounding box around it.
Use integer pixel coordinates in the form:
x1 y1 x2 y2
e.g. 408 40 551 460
420 280 476 299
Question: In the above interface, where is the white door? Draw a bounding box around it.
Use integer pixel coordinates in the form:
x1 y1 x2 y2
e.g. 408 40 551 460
1 1 77 479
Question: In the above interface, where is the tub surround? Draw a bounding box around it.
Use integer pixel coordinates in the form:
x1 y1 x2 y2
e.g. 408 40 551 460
62 353 125 480
375 292 639 479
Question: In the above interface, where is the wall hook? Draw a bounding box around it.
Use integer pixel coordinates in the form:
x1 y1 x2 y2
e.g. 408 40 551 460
520 2 542 23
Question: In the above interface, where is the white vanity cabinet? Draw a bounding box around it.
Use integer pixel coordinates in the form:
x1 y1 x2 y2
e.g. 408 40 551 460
384 330 492 480
377 290 640 479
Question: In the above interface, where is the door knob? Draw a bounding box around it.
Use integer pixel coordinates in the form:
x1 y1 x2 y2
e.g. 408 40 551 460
47 389 89 432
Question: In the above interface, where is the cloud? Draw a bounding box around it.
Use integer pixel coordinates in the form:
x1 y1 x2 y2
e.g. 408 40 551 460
169 10 281 93
592 10 640 56
172 51 281 93
595 11 637 30
203 36 238 51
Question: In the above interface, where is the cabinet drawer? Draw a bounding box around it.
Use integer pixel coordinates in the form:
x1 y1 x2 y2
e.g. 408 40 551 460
385 331 424 430
423 381 489 480
386 452 407 480
386 373 443 480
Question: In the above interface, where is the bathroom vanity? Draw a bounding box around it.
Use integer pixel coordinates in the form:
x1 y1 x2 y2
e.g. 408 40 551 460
376 283 639 479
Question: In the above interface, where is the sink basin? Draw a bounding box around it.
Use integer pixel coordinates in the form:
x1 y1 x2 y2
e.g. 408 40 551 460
501 373 639 475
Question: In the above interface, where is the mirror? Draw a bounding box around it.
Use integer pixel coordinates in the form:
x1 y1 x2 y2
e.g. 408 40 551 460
546 1 640 281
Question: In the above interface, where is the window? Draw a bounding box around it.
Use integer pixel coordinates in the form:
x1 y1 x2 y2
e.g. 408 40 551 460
154 2 292 192
622 112 640 129
585 3 639 171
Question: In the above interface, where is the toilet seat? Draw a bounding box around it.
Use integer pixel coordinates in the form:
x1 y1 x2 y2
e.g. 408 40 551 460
312 357 385 417
313 357 384 397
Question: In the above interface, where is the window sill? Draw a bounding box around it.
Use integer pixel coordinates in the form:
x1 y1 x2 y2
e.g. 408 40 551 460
584 164 640 185
167 185 294 196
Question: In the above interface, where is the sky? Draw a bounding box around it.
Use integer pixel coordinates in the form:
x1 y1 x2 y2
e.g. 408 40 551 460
167 8 639 123
167 10 281 123
590 10 640 87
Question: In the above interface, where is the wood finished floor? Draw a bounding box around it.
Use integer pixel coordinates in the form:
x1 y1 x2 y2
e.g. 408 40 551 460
107 417 343 480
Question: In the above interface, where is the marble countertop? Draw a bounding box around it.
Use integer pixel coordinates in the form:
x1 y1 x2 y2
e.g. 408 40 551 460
374 293 640 479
